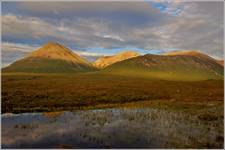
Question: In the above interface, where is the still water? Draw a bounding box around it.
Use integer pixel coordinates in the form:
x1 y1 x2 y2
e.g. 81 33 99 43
2 108 222 148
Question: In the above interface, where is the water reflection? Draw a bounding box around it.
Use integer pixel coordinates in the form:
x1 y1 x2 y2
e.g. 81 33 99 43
2 108 223 148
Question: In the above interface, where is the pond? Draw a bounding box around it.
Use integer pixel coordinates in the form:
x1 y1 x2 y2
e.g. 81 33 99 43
2 108 223 148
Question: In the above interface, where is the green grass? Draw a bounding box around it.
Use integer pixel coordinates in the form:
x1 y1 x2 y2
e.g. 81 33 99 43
2 72 223 113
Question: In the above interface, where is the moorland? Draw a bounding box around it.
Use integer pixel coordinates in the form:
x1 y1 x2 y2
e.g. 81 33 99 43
2 72 223 114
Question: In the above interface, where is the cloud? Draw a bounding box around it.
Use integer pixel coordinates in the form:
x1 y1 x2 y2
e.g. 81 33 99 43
153 1 223 58
76 51 106 57
2 1 224 61
2 14 68 43
3 1 168 28
17 1 155 13
1 42 40 67
2 42 40 52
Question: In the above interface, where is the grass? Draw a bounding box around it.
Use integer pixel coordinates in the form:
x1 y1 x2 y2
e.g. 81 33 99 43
2 72 223 148
2 72 223 113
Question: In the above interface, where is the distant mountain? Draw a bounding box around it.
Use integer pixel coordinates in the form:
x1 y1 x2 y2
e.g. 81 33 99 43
103 53 224 81
2 42 96 73
93 51 139 68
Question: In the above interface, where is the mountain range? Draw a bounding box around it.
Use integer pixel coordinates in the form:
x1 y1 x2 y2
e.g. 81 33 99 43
2 42 224 81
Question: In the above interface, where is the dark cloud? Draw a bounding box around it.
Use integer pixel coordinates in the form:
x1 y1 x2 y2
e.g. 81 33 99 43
3 1 169 27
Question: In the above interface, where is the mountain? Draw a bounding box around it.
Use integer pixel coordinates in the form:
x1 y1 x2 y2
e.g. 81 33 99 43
102 53 224 81
164 50 223 66
2 42 96 73
93 51 139 68
164 50 209 57
217 60 224 66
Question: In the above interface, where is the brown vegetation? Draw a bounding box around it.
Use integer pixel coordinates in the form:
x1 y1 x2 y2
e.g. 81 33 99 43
2 72 223 113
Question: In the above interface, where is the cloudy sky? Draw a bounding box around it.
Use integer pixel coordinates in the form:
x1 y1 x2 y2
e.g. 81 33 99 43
2 0 224 66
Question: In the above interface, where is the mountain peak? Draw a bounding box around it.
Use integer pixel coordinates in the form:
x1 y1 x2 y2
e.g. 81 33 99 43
163 50 206 57
2 42 96 73
93 50 139 68
116 51 139 58
28 42 88 64
163 50 223 65
33 41 70 55
42 41 63 48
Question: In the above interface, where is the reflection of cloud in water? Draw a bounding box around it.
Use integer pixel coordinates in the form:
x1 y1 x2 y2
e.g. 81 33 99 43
2 108 223 148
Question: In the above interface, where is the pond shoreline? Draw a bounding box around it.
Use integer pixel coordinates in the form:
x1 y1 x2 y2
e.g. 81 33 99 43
2 98 222 114
2 106 223 149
